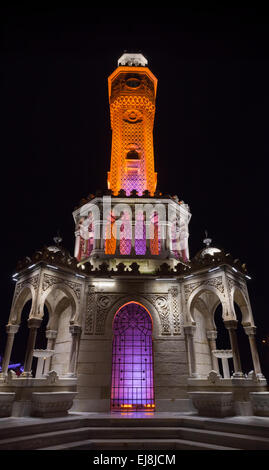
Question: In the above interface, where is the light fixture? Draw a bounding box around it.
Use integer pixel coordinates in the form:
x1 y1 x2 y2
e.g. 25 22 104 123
12 273 19 278
245 275 252 280
184 274 194 279
75 273 85 279
232 267 238 272
155 278 177 281
27 264 36 270
208 267 220 272
46 264 58 270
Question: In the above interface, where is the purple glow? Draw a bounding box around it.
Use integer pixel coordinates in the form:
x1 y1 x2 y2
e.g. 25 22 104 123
135 212 146 255
111 302 155 411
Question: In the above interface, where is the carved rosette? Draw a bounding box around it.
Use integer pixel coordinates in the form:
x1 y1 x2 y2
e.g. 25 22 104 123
42 273 81 301
168 287 181 335
184 276 225 303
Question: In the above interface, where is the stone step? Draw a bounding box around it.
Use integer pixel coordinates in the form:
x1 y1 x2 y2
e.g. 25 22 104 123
40 438 237 451
1 425 269 450
0 417 86 440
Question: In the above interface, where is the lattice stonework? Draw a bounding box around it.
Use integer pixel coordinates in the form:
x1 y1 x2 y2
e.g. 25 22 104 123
111 302 155 411
107 66 158 195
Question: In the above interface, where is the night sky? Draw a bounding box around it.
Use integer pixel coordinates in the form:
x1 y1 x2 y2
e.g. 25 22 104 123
1 7 268 377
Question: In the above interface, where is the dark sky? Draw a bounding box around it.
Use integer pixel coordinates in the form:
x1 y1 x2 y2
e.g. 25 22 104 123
1 7 268 375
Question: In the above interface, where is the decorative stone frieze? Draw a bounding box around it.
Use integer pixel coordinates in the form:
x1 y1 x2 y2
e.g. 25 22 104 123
168 287 181 335
184 276 225 303
85 286 96 334
42 273 81 300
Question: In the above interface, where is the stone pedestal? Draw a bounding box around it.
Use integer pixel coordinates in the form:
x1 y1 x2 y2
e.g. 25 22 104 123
212 349 233 378
31 391 78 418
0 392 16 417
33 350 54 378
249 392 269 417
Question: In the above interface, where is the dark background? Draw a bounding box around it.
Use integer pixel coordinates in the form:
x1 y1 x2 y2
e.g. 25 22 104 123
0 7 268 378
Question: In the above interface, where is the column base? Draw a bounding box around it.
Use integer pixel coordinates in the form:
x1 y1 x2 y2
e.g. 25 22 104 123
21 371 33 378
232 372 244 378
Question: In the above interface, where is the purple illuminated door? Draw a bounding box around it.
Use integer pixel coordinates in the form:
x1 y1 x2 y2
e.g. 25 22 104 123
111 302 155 411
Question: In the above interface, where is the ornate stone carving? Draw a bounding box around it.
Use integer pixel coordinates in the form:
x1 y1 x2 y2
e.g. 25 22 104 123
168 287 181 335
42 273 81 301
84 286 96 335
184 276 225 303
95 294 123 335
12 273 40 307
147 294 171 335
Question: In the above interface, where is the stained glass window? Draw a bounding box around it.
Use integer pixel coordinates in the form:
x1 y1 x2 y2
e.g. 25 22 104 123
111 302 155 411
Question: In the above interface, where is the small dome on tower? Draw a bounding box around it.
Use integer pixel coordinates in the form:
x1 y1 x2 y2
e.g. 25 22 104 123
118 52 148 67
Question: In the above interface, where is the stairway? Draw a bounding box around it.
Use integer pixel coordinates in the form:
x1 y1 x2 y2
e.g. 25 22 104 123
0 414 269 450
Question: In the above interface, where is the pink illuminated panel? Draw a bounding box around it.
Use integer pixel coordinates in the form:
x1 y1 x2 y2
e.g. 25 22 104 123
111 302 155 411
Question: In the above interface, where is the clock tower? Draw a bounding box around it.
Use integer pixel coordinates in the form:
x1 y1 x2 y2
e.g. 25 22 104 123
107 53 158 196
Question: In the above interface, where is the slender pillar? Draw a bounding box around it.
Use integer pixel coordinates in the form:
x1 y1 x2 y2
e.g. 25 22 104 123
74 230 80 258
222 357 230 378
22 318 42 377
160 222 166 255
184 325 198 378
131 220 136 255
244 325 263 377
145 221 151 255
67 325 82 377
0 324 19 376
206 330 220 373
224 320 243 377
43 330 57 375
166 222 172 253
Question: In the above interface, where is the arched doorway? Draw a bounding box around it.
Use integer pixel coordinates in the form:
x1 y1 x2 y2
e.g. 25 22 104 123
111 301 155 411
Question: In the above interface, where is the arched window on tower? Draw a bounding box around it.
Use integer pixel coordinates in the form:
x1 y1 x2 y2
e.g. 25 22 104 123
126 150 139 160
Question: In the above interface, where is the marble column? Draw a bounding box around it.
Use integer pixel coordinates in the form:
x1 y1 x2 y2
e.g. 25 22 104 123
43 329 57 375
22 318 42 377
0 324 19 376
244 325 263 377
206 330 220 374
184 325 198 378
224 320 243 377
67 325 82 377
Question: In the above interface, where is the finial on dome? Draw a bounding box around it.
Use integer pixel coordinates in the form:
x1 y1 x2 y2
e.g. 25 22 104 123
117 52 148 67
203 230 212 247
53 231 62 246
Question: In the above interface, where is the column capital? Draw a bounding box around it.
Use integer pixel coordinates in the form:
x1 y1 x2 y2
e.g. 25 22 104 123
45 329 58 339
206 329 218 340
27 318 42 329
184 325 196 336
69 325 82 336
6 324 19 334
244 325 257 336
224 319 238 330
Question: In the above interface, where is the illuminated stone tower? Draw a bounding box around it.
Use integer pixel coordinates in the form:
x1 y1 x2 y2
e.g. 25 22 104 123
107 53 158 196
1 52 266 425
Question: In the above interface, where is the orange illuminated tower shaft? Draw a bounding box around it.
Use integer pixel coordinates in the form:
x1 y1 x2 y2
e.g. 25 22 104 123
107 53 158 196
